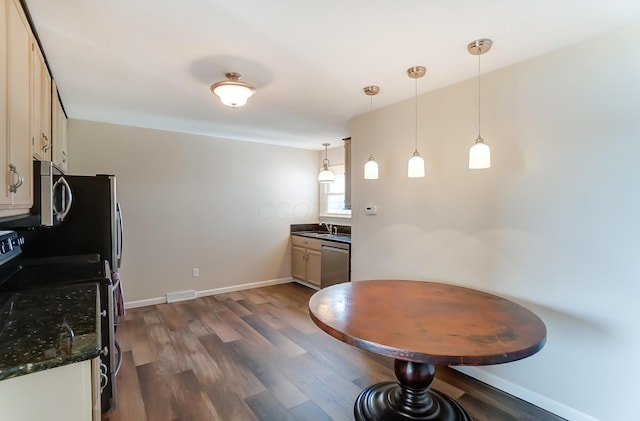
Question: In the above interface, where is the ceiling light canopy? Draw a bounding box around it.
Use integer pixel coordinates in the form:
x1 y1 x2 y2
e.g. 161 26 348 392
210 72 256 107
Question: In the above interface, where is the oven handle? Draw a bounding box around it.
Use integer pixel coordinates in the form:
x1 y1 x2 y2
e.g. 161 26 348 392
113 340 123 376
53 176 73 221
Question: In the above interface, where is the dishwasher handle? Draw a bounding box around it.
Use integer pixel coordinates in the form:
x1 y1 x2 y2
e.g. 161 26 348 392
322 245 349 254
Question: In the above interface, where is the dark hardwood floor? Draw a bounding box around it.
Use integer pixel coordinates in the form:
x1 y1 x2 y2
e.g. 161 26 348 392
102 282 564 421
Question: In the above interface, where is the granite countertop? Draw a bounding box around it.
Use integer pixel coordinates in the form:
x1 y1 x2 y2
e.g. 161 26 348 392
0 283 101 381
292 231 352 244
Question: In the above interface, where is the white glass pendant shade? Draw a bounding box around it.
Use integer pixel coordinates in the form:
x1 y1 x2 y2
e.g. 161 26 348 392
469 137 491 169
364 156 379 180
407 151 425 178
318 166 335 183
213 84 254 107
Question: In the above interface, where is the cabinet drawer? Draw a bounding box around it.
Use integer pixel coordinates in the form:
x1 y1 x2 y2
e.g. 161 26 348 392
291 235 322 251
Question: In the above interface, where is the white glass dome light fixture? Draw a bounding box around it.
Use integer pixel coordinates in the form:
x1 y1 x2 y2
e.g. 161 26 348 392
318 143 335 183
364 155 379 179
210 72 256 107
468 39 492 169
363 85 380 180
407 66 426 178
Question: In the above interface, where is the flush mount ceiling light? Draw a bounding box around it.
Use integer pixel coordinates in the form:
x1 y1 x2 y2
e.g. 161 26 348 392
210 72 256 107
407 66 426 178
363 85 380 180
318 143 335 183
468 39 492 169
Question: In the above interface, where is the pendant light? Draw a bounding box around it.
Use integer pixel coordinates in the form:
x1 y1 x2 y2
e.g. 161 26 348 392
210 72 256 107
363 85 380 180
318 143 335 183
407 66 426 178
468 39 492 169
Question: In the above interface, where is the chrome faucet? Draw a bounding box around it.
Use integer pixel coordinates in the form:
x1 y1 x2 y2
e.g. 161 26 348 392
320 222 332 233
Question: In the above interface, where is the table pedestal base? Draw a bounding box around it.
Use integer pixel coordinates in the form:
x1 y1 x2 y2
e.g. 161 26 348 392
354 360 472 421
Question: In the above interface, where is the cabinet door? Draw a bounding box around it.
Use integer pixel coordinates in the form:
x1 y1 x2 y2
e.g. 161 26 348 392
0 0 9 206
291 245 306 281
4 0 32 210
306 248 322 287
0 360 94 421
32 42 51 161
51 80 68 172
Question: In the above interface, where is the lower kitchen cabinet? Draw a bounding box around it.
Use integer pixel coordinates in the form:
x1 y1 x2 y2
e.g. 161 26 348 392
291 235 322 287
0 357 100 421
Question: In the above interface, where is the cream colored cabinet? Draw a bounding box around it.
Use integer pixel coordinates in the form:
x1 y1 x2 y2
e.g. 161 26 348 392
0 0 8 207
291 236 322 287
31 39 51 161
51 80 68 172
0 358 100 421
291 245 306 280
306 248 322 286
0 0 33 215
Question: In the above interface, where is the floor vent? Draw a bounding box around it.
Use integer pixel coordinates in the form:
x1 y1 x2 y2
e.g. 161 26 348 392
166 290 197 303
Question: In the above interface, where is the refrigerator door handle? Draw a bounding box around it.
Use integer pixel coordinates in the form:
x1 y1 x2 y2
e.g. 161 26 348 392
53 176 73 221
116 203 123 264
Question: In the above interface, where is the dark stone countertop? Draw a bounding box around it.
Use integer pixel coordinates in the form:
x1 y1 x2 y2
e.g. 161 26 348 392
291 231 351 244
0 283 101 381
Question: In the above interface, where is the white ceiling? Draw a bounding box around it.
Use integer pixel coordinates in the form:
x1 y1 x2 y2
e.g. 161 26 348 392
24 0 640 150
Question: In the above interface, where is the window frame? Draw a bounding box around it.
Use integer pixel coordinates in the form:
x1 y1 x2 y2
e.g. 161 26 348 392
319 164 352 218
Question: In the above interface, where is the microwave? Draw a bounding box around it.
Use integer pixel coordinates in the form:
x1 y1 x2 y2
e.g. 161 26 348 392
0 161 72 228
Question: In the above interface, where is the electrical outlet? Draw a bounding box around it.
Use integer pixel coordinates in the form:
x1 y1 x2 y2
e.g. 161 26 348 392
192 268 199 277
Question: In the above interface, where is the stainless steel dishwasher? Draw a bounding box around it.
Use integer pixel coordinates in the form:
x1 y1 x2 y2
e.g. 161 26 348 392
321 240 350 288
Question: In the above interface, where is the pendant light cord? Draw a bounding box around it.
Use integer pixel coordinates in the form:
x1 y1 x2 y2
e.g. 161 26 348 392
477 49 482 139
414 76 418 152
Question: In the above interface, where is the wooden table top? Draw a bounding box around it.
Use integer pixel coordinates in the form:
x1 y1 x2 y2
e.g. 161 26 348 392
308 280 547 366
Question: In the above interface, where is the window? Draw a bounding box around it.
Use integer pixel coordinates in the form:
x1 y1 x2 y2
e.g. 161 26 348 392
320 164 351 217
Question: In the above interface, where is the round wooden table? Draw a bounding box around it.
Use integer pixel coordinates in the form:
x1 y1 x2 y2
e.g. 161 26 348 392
308 280 547 421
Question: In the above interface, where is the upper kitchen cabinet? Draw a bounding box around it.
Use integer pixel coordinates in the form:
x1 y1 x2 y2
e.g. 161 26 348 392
1 0 33 213
31 38 51 161
51 80 68 172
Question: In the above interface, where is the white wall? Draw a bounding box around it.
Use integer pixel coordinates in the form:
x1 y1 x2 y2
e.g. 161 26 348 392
350 25 640 421
68 120 318 302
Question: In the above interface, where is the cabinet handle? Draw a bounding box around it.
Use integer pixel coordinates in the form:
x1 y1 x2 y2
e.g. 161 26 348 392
42 133 51 152
8 164 24 193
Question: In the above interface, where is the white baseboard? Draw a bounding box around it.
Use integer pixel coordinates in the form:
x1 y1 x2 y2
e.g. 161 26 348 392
292 279 320 290
124 277 294 309
195 277 293 298
125 296 165 309
454 367 599 421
